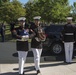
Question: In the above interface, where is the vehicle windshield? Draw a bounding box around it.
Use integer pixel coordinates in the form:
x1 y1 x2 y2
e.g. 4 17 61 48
45 25 64 33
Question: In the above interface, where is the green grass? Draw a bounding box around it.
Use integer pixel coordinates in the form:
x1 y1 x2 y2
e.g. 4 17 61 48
0 25 16 42
0 25 32 42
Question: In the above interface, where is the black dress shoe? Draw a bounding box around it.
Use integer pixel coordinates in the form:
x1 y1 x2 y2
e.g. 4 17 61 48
19 72 24 75
68 62 72 64
64 61 72 64
36 70 41 75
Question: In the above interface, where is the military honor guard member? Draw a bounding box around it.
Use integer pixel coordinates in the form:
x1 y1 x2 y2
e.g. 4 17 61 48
12 16 46 75
12 17 29 75
62 17 76 64
0 22 6 42
31 16 46 75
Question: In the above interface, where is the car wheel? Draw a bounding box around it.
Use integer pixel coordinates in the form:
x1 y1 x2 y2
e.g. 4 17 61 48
50 43 64 55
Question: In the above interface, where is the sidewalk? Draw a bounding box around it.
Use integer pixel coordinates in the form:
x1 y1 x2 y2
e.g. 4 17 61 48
0 61 76 75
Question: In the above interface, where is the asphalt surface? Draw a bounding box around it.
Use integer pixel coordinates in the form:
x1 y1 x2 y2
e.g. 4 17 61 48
0 42 76 63
0 42 76 75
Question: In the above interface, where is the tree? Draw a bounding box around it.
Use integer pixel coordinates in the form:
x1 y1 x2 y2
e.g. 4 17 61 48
25 0 38 21
0 0 26 23
50 0 71 22
2 0 10 2
25 0 71 23
72 2 76 22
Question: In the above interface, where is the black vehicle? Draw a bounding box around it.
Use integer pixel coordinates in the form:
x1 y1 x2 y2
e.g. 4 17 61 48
43 25 66 55
43 24 76 55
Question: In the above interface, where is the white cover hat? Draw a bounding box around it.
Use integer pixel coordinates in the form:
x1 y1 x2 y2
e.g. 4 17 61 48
18 17 26 21
33 16 41 20
67 17 73 20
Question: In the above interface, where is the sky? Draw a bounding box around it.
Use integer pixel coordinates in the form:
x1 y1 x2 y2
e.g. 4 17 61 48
18 0 76 5
10 0 76 5
69 0 76 5
18 0 28 4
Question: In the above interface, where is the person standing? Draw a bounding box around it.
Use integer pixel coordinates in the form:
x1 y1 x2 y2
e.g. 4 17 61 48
12 16 45 75
0 22 6 42
31 16 46 75
12 17 30 75
10 21 15 37
62 17 75 64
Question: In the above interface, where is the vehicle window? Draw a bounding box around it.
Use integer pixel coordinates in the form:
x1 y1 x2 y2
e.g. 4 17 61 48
45 25 64 33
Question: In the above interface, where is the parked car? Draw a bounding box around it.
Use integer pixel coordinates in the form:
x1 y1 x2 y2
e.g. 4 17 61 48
43 24 76 55
12 24 76 57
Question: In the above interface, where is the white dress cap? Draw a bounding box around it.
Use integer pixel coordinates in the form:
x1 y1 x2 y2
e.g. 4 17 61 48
33 16 41 20
67 17 73 20
18 17 26 21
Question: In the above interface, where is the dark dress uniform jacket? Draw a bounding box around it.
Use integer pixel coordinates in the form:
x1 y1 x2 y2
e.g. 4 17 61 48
13 22 29 39
13 26 35 51
31 25 43 49
13 26 29 51
62 24 75 42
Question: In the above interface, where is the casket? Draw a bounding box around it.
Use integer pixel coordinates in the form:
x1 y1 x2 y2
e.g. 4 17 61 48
16 40 29 51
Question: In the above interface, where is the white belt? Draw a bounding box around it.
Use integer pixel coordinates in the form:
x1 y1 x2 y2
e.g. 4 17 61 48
65 33 73 35
17 39 28 41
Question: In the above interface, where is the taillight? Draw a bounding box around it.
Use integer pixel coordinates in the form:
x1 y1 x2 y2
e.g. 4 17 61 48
45 34 48 37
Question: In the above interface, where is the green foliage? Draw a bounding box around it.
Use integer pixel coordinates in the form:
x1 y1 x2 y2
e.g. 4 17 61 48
25 0 71 23
72 2 76 22
0 0 26 23
0 0 72 23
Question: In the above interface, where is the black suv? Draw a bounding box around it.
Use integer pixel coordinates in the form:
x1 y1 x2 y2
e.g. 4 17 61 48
43 25 65 54
43 24 76 55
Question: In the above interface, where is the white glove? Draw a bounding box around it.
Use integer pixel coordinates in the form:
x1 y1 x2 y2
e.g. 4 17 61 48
41 37 46 42
35 37 46 42
21 35 29 41
35 37 40 42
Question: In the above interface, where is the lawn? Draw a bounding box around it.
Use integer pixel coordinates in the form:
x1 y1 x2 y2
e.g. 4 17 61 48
0 24 16 42
0 24 31 42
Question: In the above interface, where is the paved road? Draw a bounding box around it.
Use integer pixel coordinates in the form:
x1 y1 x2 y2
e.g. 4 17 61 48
0 42 76 63
0 42 76 75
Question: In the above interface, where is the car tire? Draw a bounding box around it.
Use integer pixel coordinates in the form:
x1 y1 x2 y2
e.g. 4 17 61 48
50 42 64 55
